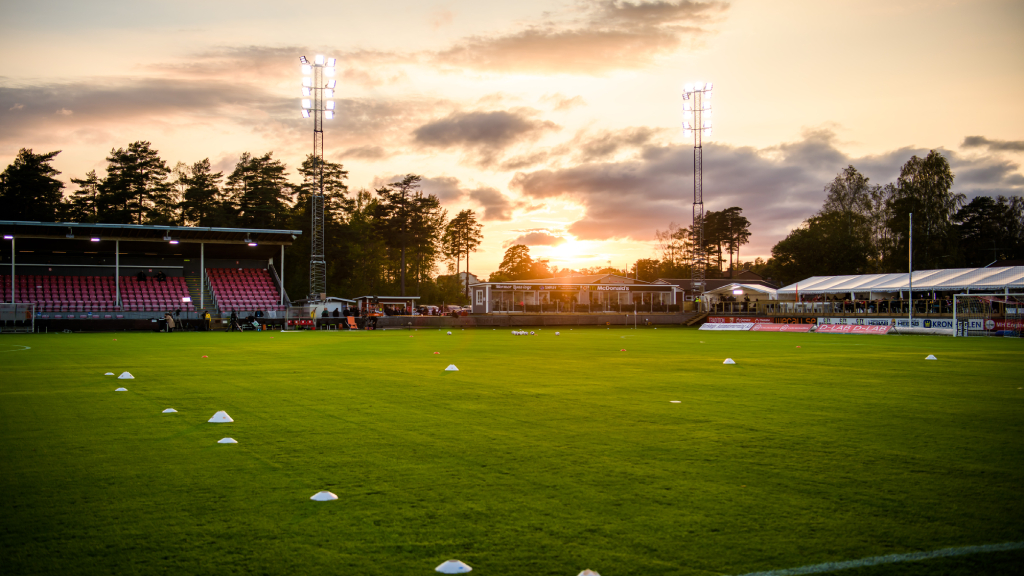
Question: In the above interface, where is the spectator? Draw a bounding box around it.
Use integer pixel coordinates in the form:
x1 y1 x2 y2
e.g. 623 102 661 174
156 271 167 282
229 310 239 332
164 312 175 333
137 271 146 282
332 308 340 318
202 310 211 331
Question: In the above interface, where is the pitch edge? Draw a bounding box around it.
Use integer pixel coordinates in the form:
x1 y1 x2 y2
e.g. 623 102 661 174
733 541 1024 576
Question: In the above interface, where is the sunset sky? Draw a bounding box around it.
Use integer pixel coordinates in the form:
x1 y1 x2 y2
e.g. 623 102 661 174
2 0 1022 277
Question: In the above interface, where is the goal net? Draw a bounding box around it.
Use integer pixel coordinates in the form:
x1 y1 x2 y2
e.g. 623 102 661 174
0 303 36 333
953 294 1023 337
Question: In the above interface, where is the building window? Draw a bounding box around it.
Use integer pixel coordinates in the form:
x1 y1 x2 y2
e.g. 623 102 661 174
476 290 484 305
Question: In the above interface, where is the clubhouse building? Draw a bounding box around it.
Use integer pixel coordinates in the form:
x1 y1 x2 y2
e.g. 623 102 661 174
468 274 682 314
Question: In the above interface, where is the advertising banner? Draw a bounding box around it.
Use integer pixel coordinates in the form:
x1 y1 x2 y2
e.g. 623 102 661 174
814 317 956 329
774 317 817 324
699 323 754 331
707 317 774 324
815 324 890 335
751 324 813 332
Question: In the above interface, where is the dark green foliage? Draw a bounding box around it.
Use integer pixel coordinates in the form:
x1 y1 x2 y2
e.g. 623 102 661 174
955 195 1024 266
226 152 292 229
1 330 1022 574
769 211 872 286
179 158 231 227
886 151 964 271
0 148 65 221
96 141 173 225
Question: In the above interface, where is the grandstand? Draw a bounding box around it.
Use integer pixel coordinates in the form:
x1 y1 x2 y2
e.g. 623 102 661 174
1 221 300 329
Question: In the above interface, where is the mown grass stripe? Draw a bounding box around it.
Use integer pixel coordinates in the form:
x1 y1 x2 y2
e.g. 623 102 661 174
734 541 1024 576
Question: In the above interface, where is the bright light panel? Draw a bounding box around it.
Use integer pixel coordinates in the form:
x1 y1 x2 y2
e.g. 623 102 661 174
705 82 714 91
326 101 335 110
301 109 310 118
324 67 335 76
169 240 179 245
248 242 257 247
90 237 100 242
326 57 336 67
314 54 324 65
703 102 712 110
301 64 311 74
301 99 311 108
302 87 311 96
326 80 336 89
302 77 312 87
732 289 743 295
324 89 333 98
3 235 13 240
325 110 335 119
299 56 308 64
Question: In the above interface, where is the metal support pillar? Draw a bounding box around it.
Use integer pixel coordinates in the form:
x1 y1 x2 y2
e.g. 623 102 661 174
200 242 205 309
115 240 120 308
280 245 285 306
10 237 15 304
308 59 327 301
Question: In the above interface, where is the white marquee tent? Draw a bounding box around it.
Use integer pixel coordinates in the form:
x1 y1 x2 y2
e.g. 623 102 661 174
776 267 1024 299
702 283 778 300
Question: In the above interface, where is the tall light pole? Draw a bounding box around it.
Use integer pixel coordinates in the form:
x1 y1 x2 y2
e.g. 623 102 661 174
682 81 713 304
299 54 336 302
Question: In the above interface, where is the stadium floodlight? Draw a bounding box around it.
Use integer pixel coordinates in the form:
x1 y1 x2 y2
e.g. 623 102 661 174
682 80 714 303
298 53 339 303
302 87 311 96
301 64 312 75
299 56 308 64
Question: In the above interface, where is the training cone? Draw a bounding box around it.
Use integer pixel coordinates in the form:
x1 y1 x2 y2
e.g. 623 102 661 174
118 371 134 379
310 491 338 501
579 570 602 576
104 372 114 375
115 387 127 392
434 352 440 354
445 364 459 371
162 408 177 413
202 355 208 358
436 559 472 573
723 358 736 365
620 349 626 352
218 438 237 444
925 354 937 360
208 410 234 423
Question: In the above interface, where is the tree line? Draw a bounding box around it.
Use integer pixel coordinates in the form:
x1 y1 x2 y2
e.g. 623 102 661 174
767 151 1024 286
0 145 484 304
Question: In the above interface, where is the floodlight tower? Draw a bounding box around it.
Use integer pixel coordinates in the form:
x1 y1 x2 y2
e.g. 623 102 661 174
299 54 337 302
682 81 713 303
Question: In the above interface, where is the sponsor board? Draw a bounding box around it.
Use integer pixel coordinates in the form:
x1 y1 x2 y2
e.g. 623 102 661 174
816 324 890 335
751 324 813 332
815 317 957 329
699 323 754 331
775 317 817 324
707 317 774 324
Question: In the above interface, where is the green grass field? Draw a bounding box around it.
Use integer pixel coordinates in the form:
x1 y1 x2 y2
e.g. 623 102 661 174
1 327 1022 575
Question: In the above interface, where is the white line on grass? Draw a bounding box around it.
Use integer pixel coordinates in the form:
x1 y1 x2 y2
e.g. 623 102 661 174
732 541 1024 576
1 345 31 352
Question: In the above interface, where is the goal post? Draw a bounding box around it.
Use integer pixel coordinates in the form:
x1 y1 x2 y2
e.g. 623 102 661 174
0 303 36 333
953 293 1023 337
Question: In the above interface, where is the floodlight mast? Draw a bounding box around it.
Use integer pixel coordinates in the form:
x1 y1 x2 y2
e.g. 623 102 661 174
682 81 713 307
300 54 336 302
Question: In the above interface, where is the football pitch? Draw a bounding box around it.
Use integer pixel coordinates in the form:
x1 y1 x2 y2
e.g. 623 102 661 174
1 327 1022 575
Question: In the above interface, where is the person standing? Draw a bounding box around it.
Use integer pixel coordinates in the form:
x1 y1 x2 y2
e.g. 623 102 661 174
164 312 175 333
202 310 211 331
229 310 239 332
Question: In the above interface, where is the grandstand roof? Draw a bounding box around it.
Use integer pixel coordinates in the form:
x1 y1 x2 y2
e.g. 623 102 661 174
777 267 1024 295
0 221 301 245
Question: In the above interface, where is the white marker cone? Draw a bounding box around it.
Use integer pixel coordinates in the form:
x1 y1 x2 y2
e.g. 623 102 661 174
579 570 602 576
162 408 177 413
447 331 452 335
925 354 937 360
218 437 237 444
556 332 560 335
208 410 233 423
436 559 472 573
310 491 338 501
118 371 134 379
115 387 127 392
723 358 736 364
670 401 681 403
104 372 114 376
445 364 459 371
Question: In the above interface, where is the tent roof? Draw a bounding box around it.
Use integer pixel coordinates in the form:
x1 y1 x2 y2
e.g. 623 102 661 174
703 283 778 298
777 267 1024 295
